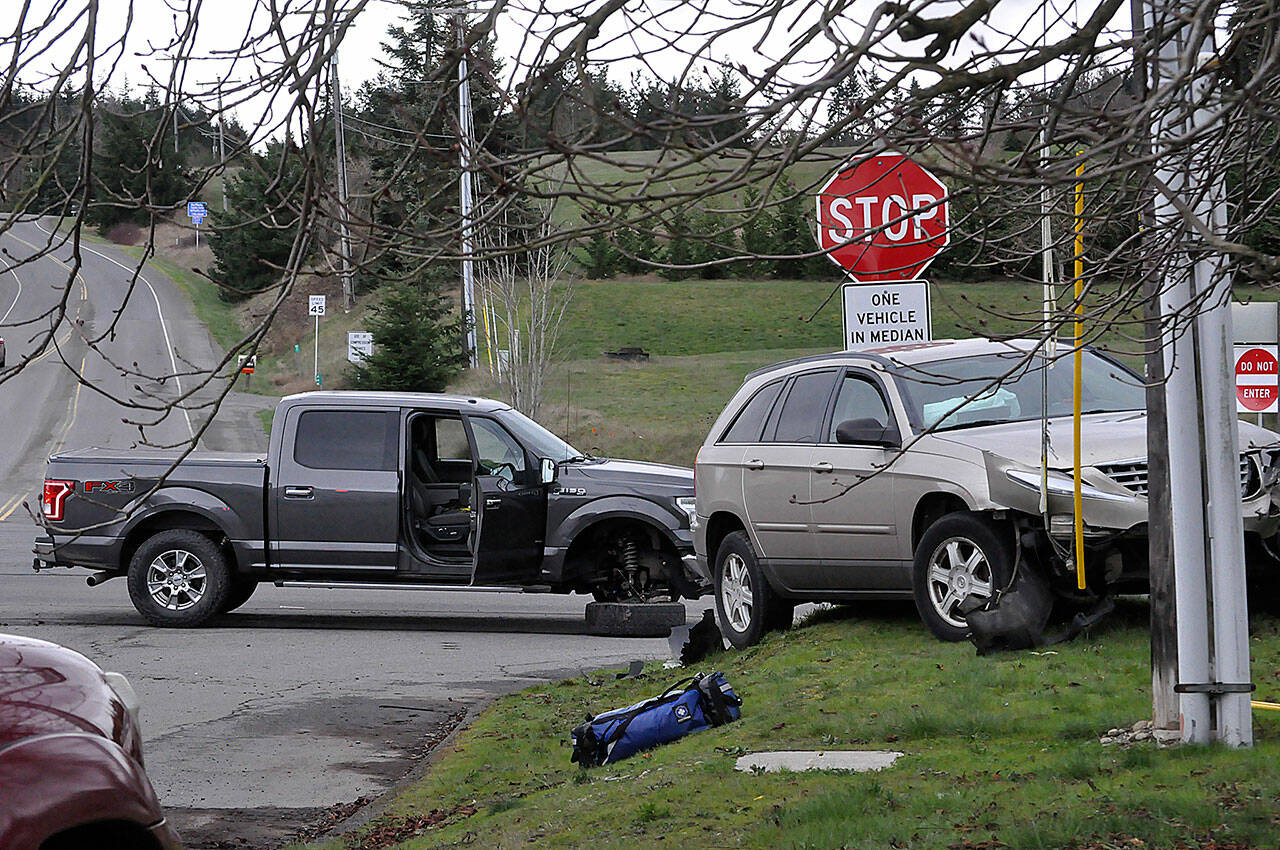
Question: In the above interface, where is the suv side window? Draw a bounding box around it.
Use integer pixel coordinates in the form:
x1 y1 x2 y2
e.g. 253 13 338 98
827 374 892 442
767 370 838 443
720 380 783 443
294 410 399 471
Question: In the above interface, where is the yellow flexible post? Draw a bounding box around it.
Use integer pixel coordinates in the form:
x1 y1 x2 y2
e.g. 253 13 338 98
1073 156 1086 591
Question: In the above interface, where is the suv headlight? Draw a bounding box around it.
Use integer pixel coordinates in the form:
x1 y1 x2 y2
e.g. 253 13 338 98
675 496 698 530
1005 468 1134 503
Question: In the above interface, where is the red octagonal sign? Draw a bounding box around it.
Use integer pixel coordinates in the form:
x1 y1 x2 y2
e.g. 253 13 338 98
816 153 950 282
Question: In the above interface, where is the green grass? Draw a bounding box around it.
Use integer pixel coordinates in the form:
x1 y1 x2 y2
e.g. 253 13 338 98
303 601 1280 850
257 407 274 434
543 276 1156 363
130 250 245 354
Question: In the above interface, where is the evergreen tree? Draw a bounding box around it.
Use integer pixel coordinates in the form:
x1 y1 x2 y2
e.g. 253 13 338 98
616 224 659 274
208 141 305 302
87 95 188 231
772 182 829 279
739 187 776 278
580 224 618 279
355 3 515 259
660 210 693 280
347 278 467 391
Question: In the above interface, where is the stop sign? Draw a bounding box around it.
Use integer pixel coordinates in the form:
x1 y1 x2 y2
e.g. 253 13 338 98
816 154 950 282
1235 345 1279 413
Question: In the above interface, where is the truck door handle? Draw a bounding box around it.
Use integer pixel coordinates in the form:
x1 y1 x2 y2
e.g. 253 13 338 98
283 486 313 499
745 459 765 470
812 462 834 473
484 497 502 509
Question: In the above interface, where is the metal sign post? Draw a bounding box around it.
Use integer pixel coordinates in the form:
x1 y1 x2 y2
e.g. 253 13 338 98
309 295 326 387
237 354 256 389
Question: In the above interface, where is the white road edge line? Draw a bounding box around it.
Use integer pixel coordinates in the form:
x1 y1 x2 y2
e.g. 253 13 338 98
34 220 195 442
1 251 21 325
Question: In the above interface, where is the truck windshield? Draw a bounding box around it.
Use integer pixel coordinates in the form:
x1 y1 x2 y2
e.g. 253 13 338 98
894 350 1146 433
495 409 581 461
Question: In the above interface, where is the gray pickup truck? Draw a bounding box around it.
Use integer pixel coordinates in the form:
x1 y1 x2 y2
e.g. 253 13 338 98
33 391 701 626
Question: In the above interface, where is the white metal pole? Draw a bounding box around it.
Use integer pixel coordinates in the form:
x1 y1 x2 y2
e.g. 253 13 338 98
1191 66 1252 746
457 12 478 369
314 313 320 385
1148 0 1212 744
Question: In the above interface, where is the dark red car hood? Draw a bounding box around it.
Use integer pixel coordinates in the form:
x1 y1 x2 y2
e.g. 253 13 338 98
0 633 136 759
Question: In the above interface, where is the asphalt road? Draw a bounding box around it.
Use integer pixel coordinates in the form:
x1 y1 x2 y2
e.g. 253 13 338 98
0 219 710 847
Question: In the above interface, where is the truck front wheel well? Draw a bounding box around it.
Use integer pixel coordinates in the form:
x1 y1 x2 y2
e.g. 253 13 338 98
120 511 232 575
563 518 684 600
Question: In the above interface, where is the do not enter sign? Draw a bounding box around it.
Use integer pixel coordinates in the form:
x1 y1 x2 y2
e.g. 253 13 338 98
816 153 949 282
1235 345 1279 413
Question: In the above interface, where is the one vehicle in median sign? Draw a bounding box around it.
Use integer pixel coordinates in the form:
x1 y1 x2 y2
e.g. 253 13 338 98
693 338 1280 647
0 632 182 850
34 392 702 627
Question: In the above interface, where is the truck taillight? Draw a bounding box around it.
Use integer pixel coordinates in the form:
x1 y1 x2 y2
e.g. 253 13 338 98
42 480 74 521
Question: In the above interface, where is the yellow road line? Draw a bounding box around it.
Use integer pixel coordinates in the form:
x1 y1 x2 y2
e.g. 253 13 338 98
0 494 23 520
2 231 87 362
49 352 89 457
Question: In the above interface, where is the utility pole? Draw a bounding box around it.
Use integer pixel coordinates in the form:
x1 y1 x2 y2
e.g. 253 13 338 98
330 48 355 311
456 10 479 368
216 85 241 212
1148 0 1252 748
1132 0 1178 739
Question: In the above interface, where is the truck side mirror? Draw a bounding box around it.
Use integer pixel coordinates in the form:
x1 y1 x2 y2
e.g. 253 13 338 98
539 457 558 486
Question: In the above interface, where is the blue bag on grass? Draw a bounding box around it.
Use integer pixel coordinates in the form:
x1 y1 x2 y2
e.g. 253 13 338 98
570 672 742 766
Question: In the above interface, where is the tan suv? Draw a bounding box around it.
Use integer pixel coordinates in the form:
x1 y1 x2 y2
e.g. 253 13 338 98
693 338 1280 646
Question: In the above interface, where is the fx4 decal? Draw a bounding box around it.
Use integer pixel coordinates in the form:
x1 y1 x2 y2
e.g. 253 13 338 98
83 480 136 494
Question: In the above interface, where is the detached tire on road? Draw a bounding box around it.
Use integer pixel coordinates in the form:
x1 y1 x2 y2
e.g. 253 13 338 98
912 512 1013 642
714 531 789 649
585 601 687 637
127 530 230 627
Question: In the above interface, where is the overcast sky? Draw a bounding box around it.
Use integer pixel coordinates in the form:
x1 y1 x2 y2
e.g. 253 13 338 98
3 0 1136 140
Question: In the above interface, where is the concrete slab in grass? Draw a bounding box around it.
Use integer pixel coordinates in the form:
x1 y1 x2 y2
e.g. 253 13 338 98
735 750 904 774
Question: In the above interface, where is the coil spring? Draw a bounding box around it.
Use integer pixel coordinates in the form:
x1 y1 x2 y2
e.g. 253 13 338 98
620 537 641 572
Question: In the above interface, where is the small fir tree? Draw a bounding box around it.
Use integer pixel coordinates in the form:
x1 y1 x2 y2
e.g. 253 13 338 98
347 279 468 392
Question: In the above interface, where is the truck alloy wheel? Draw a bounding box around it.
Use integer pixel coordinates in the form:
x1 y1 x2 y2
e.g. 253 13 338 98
127 529 230 627
146 549 208 611
912 513 1012 642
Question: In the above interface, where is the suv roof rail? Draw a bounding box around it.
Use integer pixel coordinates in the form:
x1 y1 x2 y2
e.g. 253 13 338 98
742 350 894 383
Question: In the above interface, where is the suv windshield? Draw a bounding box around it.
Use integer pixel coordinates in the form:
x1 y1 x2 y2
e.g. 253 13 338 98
494 408 580 461
894 350 1146 432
